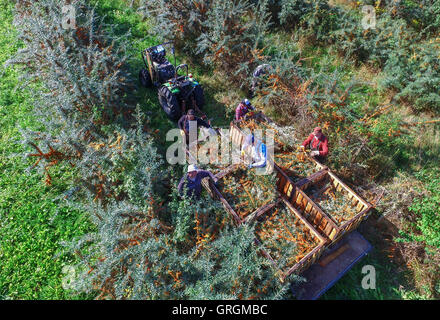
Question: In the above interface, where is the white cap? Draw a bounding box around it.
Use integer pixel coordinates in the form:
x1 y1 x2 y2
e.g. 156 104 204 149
187 164 198 173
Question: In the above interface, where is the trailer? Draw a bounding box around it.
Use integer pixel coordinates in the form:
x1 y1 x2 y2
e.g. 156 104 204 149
290 230 372 300
189 112 374 296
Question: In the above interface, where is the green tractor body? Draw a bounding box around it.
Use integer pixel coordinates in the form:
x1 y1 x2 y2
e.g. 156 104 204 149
139 42 205 121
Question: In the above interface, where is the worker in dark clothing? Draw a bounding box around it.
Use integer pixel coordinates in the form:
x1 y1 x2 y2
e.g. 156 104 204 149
178 109 211 144
251 64 272 96
301 127 329 163
235 99 255 122
178 164 218 199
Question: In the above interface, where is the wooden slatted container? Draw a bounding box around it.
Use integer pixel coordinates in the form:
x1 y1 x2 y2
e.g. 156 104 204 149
276 168 373 242
231 113 373 242
202 175 327 282
204 163 279 222
198 112 372 281
252 197 327 281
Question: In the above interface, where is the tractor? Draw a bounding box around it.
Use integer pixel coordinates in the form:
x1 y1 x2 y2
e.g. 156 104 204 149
139 42 205 121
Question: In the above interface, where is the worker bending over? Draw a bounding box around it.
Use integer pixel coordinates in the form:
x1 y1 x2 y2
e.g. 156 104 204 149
235 99 254 121
242 134 267 168
178 109 211 144
178 164 218 200
301 127 329 162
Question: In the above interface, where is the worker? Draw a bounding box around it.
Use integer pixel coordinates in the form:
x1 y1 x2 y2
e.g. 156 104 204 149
301 127 329 162
178 164 218 199
178 109 211 144
235 99 254 122
251 64 272 97
242 134 267 168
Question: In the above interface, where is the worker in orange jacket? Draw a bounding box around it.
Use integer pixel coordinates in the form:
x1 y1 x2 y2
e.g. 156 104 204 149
301 127 329 162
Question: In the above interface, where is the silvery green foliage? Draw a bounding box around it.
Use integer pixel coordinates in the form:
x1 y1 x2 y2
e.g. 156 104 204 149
197 0 271 84
141 0 271 85
5 0 148 199
382 40 440 113
326 2 440 113
8 0 132 127
8 0 292 299
66 189 289 299
360 0 440 36
139 0 211 56
182 224 292 300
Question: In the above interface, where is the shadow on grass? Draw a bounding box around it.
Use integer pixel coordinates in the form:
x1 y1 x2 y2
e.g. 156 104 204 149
321 216 415 300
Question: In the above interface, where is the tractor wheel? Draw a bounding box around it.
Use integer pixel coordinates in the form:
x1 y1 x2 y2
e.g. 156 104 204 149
193 84 205 110
158 86 181 121
139 68 152 88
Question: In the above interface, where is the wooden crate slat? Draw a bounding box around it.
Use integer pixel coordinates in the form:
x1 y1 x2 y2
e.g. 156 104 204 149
324 222 334 237
296 192 304 206
244 200 279 224
336 184 343 193
328 171 369 207
314 211 323 225
282 197 327 243
351 197 359 207
318 219 328 232
357 201 366 212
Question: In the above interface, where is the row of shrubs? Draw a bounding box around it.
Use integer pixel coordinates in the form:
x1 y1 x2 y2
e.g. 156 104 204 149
7 0 289 299
143 0 440 114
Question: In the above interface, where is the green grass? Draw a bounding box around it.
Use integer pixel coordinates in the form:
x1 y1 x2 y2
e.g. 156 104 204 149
0 0 92 299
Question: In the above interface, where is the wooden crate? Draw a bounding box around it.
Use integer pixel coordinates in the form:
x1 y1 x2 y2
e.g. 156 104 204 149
251 197 327 281
204 164 279 223
200 113 371 279
274 151 326 184
202 163 296 224
276 169 373 242
202 177 327 281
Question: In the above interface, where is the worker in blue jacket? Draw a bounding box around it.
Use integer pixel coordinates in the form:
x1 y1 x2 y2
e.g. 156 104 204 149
241 134 267 168
178 164 218 200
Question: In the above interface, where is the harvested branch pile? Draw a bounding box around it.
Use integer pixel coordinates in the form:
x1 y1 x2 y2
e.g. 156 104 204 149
238 119 321 181
274 151 320 181
304 177 359 226
217 165 277 220
255 201 320 267
238 118 289 150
